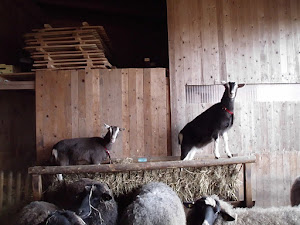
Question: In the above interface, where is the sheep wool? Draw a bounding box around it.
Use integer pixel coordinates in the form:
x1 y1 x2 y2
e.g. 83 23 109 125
214 196 300 225
121 182 186 225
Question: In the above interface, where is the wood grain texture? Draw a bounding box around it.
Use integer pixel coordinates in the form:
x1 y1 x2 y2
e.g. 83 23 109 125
167 0 300 207
35 68 169 162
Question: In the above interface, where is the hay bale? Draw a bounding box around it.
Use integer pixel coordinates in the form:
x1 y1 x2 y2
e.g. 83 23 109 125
46 164 241 201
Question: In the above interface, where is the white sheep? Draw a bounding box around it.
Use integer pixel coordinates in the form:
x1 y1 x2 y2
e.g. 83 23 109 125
121 182 186 225
185 195 300 225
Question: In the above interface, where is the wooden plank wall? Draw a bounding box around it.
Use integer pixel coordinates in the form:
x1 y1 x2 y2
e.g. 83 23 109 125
167 0 300 207
35 68 170 163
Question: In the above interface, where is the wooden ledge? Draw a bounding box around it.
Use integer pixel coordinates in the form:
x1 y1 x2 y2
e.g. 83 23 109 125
28 155 256 175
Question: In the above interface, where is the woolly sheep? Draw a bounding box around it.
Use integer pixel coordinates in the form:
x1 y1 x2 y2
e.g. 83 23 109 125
76 180 118 225
121 182 186 225
290 176 300 206
43 178 118 225
17 201 86 225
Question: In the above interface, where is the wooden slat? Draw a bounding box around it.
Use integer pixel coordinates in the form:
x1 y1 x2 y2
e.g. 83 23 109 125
32 174 42 201
31 50 104 55
77 70 86 137
121 69 130 158
128 68 138 157
29 155 256 175
33 65 107 71
0 171 3 212
136 69 145 157
16 172 21 204
7 171 13 205
24 173 31 200
143 69 152 157
0 81 34 90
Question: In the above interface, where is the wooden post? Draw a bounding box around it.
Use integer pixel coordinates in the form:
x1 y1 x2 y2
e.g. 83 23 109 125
7 171 13 205
25 173 31 200
32 174 42 201
244 163 253 207
0 171 3 212
16 172 22 203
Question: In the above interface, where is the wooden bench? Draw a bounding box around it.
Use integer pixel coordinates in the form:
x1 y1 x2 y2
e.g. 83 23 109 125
28 155 256 207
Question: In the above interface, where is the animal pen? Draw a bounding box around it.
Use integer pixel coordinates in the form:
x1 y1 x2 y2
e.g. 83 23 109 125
1 0 300 221
30 68 255 207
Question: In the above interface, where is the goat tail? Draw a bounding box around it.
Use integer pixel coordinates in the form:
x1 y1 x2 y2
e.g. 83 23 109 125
178 133 183 145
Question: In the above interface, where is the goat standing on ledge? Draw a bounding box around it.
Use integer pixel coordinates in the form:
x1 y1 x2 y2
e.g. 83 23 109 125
179 82 244 160
52 124 124 180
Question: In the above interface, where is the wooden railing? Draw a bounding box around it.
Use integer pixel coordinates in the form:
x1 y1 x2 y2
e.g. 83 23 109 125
0 171 32 214
28 155 256 207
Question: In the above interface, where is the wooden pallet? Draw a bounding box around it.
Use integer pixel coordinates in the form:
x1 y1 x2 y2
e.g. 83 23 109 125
23 23 113 71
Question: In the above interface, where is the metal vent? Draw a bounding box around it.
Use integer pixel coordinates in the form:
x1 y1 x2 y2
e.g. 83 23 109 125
185 84 300 104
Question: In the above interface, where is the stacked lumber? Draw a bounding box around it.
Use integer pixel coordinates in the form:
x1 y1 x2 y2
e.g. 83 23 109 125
23 23 113 70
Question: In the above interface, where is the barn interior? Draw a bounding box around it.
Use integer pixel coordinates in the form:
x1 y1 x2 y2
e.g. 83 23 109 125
1 0 300 223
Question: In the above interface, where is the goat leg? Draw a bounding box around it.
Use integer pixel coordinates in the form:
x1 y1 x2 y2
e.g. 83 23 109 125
214 135 220 159
222 132 232 158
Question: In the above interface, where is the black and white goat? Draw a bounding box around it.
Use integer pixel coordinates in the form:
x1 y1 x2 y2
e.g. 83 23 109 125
179 82 244 160
52 124 124 180
185 195 300 225
184 196 234 225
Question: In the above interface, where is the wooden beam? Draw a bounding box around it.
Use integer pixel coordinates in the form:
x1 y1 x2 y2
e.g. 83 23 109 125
0 81 35 90
29 155 256 175
0 72 35 81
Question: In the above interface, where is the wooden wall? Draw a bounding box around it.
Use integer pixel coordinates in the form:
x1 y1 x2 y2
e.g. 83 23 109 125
35 68 170 163
0 90 36 170
167 0 300 207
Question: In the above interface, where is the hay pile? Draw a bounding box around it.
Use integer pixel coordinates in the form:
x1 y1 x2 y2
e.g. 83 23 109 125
48 164 241 201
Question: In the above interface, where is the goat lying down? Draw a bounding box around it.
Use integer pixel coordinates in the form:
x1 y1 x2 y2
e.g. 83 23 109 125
179 82 244 160
184 195 300 225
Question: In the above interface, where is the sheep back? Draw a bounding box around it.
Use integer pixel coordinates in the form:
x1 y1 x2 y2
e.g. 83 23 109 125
17 201 59 225
213 196 300 225
121 182 186 225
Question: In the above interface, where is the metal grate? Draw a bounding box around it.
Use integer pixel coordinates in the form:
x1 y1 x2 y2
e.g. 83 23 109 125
185 83 300 104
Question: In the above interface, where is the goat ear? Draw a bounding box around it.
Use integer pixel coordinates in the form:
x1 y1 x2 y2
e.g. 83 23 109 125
104 123 110 129
120 127 125 131
238 84 245 88
85 185 92 192
183 201 195 209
